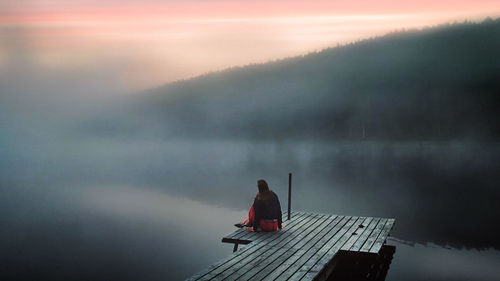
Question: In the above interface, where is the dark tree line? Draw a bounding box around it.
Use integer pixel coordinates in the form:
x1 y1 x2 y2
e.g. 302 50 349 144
85 18 500 141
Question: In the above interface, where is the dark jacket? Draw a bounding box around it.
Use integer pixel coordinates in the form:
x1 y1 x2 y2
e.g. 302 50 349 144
252 191 282 229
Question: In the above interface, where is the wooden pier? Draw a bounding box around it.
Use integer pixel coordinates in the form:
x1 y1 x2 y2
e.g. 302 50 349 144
186 211 395 281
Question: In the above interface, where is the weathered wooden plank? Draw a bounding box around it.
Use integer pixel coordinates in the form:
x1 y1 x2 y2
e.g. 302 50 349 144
285 216 363 281
190 214 310 281
340 217 372 251
196 213 321 281
209 215 329 281
223 228 246 240
359 218 388 252
369 219 395 254
348 217 380 252
234 215 341 281
225 215 335 280
187 212 313 281
205 215 322 281
259 216 351 281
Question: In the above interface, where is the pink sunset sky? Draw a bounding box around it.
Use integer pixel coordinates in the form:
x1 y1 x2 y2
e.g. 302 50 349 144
1 0 499 91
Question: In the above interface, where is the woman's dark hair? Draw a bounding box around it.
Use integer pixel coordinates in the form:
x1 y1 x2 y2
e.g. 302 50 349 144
257 179 269 193
256 179 273 201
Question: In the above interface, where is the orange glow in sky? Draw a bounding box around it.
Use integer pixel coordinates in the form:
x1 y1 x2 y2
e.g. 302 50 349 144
1 0 499 91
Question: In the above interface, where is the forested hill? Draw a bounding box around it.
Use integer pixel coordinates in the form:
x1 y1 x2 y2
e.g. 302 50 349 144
89 18 500 141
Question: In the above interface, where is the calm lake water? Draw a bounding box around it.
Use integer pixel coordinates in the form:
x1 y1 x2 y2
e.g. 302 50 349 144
2 138 500 280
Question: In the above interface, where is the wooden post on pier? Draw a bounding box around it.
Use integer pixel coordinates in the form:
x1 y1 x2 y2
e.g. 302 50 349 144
288 173 292 220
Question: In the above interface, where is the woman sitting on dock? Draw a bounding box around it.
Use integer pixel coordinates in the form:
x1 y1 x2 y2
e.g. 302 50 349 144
235 179 282 232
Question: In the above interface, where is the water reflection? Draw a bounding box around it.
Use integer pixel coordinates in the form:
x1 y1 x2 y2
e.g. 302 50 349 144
2 138 500 280
387 238 500 281
1 185 243 281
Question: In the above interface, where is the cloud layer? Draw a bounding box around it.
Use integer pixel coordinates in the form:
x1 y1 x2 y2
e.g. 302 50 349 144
1 0 499 91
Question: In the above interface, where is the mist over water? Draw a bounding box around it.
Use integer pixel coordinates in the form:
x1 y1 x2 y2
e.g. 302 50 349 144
3 127 500 280
2 22 500 281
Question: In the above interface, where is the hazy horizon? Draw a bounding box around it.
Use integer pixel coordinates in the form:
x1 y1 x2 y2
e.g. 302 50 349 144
1 0 499 92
